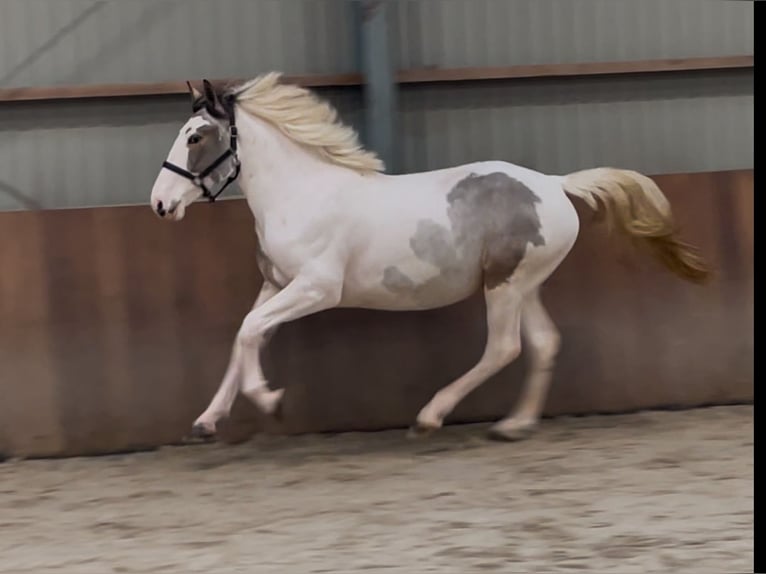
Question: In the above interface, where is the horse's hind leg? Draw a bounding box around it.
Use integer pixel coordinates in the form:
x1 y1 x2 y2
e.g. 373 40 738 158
488 289 560 441
412 281 525 434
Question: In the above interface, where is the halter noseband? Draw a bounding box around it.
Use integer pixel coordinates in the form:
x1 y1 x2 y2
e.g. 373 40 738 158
161 102 240 203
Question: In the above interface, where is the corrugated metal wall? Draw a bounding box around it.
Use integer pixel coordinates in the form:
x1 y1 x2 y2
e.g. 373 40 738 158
395 0 753 68
1 0 752 86
0 0 754 210
397 69 753 175
0 88 365 210
0 0 357 87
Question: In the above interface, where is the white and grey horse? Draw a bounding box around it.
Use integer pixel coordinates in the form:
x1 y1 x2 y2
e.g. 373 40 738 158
150 74 709 441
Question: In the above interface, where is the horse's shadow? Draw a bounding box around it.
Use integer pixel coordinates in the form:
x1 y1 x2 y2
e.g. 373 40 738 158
186 422 502 472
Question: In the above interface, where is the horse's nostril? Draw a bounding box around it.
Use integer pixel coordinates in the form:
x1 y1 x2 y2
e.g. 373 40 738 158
156 200 166 217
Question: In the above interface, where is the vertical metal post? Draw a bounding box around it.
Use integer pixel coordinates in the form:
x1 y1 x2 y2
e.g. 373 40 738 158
357 0 398 173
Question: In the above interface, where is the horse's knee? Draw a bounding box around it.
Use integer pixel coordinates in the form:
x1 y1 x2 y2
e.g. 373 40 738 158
529 329 560 369
485 337 522 367
237 313 267 347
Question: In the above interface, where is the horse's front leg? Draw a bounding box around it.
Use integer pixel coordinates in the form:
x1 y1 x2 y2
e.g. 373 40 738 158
237 271 343 415
191 281 280 438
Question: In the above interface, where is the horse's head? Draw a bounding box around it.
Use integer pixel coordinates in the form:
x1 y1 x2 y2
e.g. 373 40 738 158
150 80 239 220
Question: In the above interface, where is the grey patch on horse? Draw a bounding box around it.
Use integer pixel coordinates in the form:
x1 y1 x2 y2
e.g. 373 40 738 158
382 172 545 295
187 122 225 174
447 172 545 289
409 220 460 270
382 220 466 299
255 243 284 288
382 266 416 292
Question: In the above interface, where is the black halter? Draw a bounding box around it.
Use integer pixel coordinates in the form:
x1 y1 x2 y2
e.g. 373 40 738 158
161 106 240 203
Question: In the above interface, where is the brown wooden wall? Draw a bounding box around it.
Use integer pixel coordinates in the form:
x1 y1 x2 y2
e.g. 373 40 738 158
0 170 753 458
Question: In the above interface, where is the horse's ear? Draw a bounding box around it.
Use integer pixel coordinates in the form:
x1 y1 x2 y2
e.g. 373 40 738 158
202 79 219 105
201 78 228 118
186 81 204 111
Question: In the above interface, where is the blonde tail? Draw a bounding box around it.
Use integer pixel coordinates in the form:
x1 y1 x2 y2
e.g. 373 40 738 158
561 168 711 284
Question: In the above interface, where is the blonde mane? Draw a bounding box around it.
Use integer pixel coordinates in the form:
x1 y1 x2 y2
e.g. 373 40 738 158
229 72 385 174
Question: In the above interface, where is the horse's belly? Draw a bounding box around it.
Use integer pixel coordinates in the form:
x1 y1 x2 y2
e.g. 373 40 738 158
340 259 482 311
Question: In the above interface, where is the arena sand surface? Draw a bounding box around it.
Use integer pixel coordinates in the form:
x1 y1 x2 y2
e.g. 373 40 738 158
0 405 753 573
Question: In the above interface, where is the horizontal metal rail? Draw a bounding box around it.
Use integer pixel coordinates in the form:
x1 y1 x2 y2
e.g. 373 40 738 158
0 56 752 103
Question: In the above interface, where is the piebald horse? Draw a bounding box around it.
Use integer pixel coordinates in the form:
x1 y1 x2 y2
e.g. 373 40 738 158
150 74 709 441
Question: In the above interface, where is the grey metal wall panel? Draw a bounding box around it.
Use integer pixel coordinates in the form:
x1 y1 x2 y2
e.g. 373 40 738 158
0 87 365 211
0 69 751 211
0 0 357 88
395 0 753 68
397 69 753 176
1 0 753 90
0 0 753 210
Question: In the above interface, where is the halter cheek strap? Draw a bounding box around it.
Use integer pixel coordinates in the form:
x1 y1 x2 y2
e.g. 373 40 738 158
161 110 240 203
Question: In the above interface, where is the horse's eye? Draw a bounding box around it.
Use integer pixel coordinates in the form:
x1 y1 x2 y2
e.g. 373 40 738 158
187 134 202 145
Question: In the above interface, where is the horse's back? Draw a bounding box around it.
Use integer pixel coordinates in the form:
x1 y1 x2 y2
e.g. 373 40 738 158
371 159 579 255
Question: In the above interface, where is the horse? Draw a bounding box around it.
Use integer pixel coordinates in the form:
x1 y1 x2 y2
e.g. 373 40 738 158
150 73 709 442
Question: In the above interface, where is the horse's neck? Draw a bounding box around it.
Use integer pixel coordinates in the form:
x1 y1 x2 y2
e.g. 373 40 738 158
235 110 351 225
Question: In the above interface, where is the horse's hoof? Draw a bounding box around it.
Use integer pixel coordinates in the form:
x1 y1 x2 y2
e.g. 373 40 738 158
407 422 438 439
184 422 217 444
272 395 285 423
487 422 537 442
